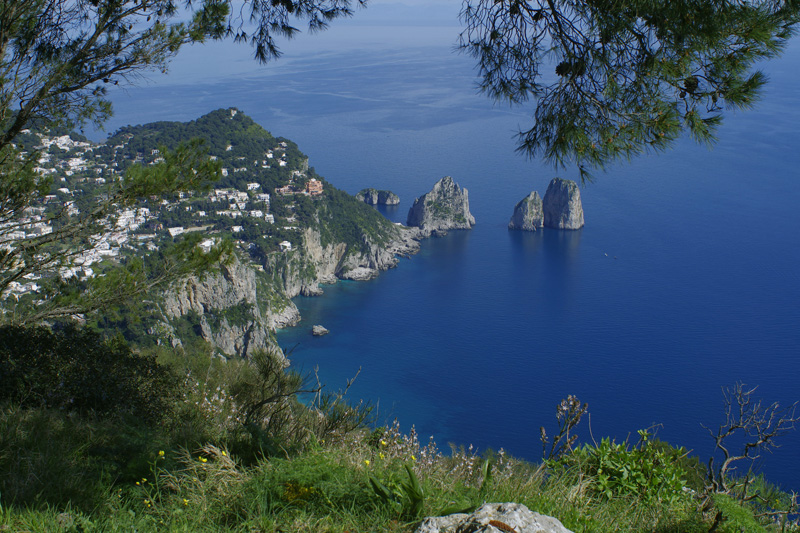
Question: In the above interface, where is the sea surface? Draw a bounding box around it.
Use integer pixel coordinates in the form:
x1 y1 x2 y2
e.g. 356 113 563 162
104 2 800 489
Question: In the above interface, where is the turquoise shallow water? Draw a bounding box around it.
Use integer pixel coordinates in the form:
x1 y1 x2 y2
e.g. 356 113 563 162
106 5 800 489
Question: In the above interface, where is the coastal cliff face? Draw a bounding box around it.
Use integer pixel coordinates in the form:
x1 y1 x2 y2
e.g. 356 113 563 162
543 178 584 230
157 222 420 358
356 188 400 205
302 227 418 282
406 176 476 235
508 191 544 231
160 256 298 360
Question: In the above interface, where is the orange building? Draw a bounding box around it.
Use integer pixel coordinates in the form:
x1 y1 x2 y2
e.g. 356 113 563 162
306 178 323 196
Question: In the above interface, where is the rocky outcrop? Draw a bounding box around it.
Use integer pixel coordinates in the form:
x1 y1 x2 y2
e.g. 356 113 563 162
406 176 475 236
356 188 400 205
543 178 584 230
508 191 544 231
161 256 298 360
311 325 329 336
302 227 420 283
156 222 421 359
416 503 573 533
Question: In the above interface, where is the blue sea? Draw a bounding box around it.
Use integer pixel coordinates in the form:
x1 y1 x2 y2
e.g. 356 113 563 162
104 2 800 490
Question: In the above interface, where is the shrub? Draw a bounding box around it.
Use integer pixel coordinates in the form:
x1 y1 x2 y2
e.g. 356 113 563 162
562 430 689 504
0 325 178 423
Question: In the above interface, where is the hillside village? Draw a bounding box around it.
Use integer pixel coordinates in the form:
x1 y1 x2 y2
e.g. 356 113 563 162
2 108 328 302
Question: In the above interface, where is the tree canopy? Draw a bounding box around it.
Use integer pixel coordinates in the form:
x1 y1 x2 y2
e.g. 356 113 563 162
459 0 800 180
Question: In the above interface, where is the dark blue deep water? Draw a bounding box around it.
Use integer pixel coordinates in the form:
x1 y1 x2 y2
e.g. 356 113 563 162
105 3 800 489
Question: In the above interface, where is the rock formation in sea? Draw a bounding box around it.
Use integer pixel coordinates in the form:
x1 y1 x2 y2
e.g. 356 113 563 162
356 188 400 205
543 178 584 230
508 191 544 231
415 502 573 533
311 325 329 336
406 176 475 236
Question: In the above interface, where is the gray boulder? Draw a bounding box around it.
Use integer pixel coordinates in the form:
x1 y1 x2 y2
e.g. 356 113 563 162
543 178 584 230
406 176 475 235
356 188 400 205
508 191 544 231
311 325 329 336
415 503 573 533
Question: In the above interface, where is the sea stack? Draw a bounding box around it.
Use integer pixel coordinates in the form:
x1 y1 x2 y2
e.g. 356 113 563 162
508 191 544 231
406 176 475 235
543 178 584 230
356 188 400 205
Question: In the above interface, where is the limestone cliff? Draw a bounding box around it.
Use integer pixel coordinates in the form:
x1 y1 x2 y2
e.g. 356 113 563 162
302 226 420 283
406 176 475 236
160 256 299 360
156 223 420 359
543 178 584 230
356 188 400 205
508 191 544 231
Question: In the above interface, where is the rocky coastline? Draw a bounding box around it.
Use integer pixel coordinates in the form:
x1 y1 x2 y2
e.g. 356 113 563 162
156 222 422 360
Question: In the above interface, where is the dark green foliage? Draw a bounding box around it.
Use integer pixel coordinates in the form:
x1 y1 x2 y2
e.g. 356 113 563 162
0 405 169 511
0 325 178 424
248 451 376 515
560 430 689 504
316 185 399 251
711 493 769 533
107 109 279 170
369 464 426 519
459 0 800 180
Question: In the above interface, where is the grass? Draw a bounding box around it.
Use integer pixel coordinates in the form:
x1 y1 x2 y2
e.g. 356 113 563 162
0 409 767 533
1 342 797 532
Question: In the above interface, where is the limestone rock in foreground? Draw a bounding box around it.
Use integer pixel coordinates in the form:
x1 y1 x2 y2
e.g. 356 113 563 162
543 178 584 230
508 191 544 231
406 176 475 236
356 188 400 205
416 503 573 533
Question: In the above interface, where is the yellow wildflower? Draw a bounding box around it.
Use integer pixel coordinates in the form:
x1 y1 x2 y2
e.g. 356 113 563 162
158 450 165 458
380 440 387 446
364 460 370 466
199 457 208 463
221 451 226 456
379 453 385 460
411 455 416 461
183 498 189 506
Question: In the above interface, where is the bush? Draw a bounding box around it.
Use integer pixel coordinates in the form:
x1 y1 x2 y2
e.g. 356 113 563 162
0 404 169 510
561 430 689 504
0 325 178 423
